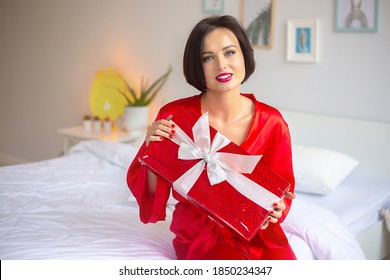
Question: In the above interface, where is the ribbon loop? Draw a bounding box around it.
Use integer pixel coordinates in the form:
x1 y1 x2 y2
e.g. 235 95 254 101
193 112 211 155
178 142 202 160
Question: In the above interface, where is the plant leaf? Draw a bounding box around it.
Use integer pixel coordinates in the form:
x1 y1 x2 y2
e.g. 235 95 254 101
140 66 173 106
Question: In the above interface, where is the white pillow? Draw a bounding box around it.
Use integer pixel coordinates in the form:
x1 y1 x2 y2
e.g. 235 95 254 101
69 140 137 169
292 145 359 195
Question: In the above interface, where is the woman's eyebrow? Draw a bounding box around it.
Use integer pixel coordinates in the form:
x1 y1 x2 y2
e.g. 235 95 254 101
202 45 237 55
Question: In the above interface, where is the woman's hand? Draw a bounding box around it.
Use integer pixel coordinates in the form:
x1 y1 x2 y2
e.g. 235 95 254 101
144 115 176 195
260 191 296 230
145 115 176 146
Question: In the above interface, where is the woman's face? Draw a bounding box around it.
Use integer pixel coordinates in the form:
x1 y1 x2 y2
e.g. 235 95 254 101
202 27 245 94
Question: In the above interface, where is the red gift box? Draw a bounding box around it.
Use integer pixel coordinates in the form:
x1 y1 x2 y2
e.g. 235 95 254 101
139 107 290 241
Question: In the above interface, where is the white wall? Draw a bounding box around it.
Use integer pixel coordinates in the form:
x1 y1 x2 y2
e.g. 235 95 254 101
0 0 389 163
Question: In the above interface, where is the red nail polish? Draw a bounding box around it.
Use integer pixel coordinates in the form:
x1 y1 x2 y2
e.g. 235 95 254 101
267 217 271 221
160 137 164 141
171 124 175 128
169 134 173 139
171 129 176 134
273 203 278 207
269 210 274 215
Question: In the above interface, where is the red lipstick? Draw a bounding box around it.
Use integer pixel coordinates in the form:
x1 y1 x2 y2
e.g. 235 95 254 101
216 73 233 83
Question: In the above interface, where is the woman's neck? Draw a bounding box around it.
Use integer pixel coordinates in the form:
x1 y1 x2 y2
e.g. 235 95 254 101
200 90 254 145
201 90 243 121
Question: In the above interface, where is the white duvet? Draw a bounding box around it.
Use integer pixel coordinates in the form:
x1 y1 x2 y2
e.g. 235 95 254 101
0 141 365 260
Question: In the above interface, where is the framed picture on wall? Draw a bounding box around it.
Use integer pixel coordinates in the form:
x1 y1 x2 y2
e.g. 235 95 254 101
335 0 379 32
287 19 319 63
240 0 274 49
203 0 224 14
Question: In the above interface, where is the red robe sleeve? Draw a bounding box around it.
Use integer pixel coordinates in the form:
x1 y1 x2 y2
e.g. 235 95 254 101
242 101 295 223
126 96 199 223
126 111 171 224
261 117 295 223
242 102 295 250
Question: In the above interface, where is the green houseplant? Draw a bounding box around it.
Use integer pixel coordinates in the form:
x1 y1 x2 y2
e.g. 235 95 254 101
114 65 173 107
90 66 172 132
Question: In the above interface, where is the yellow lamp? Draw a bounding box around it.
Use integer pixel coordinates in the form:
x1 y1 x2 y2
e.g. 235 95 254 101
89 69 132 121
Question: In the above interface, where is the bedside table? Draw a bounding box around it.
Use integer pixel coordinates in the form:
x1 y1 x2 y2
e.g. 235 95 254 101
57 126 143 155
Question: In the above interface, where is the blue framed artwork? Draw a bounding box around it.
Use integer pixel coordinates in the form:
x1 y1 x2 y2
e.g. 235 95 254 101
295 28 311 54
335 0 379 32
287 19 319 63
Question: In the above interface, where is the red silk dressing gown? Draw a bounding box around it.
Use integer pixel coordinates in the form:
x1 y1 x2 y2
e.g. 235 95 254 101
127 93 296 260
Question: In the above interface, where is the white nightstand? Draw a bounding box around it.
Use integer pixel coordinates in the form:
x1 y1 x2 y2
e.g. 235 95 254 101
57 126 144 155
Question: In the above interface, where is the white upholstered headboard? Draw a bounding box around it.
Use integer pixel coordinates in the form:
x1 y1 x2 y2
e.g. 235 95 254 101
280 110 390 179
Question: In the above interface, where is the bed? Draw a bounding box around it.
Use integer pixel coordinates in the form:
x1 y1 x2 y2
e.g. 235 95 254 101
1 110 389 260
281 110 390 260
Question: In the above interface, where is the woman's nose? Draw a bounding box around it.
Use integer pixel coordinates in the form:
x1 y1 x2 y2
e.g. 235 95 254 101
216 57 227 70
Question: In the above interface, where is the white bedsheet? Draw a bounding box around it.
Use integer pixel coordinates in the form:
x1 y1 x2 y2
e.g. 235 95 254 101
0 149 176 259
0 141 365 260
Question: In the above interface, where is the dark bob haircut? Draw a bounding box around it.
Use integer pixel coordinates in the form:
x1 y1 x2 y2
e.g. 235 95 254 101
183 15 255 92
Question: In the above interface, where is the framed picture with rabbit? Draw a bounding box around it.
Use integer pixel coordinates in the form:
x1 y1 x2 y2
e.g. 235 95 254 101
335 0 379 32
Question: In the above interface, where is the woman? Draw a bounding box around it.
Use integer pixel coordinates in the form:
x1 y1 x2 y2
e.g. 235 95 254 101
127 15 296 260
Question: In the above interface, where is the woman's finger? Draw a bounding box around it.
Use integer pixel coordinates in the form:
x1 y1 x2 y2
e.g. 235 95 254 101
284 191 296 200
268 209 282 219
260 220 269 230
267 215 278 224
145 116 176 145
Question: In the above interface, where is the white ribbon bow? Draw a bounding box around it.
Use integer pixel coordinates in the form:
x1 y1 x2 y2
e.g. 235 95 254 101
171 112 280 210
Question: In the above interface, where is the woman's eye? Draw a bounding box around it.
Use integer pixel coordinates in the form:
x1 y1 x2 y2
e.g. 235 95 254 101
202 56 213 62
225 50 235 56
